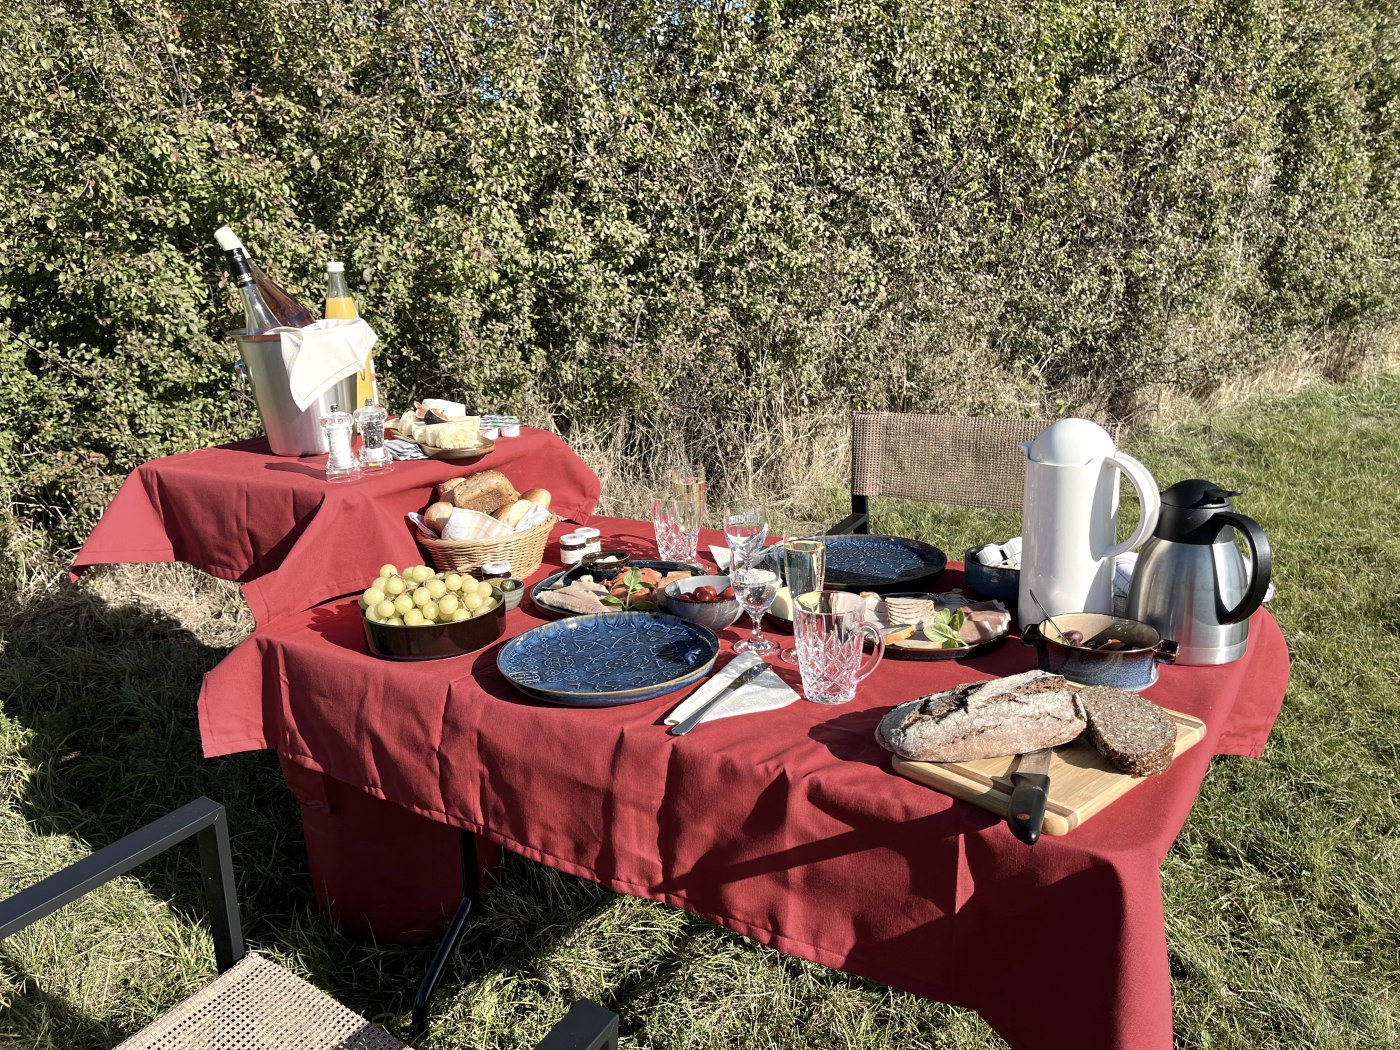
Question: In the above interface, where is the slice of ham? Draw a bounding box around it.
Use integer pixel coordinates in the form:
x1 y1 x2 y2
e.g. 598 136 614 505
539 575 613 615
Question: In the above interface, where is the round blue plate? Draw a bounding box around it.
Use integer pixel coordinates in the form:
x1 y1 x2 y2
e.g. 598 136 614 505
529 560 700 619
824 535 948 594
497 612 719 706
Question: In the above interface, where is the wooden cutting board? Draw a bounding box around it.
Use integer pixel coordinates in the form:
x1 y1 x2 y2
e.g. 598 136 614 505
890 706 1207 835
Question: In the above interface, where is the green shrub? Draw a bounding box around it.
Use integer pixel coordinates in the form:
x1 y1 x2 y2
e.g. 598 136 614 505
1 0 1397 552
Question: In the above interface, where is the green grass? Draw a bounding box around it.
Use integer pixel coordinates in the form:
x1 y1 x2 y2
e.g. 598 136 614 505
1 376 1398 1047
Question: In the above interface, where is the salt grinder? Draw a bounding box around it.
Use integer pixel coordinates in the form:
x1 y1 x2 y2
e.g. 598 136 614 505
319 403 360 483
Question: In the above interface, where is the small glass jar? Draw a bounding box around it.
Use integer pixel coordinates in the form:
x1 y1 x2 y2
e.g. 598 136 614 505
479 560 512 582
576 527 602 556
319 403 360 483
559 532 587 566
353 399 392 473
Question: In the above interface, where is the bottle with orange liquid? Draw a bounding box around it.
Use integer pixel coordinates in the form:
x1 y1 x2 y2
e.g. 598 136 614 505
325 260 378 405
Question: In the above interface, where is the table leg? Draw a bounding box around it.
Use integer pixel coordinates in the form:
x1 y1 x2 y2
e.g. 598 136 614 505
278 755 500 943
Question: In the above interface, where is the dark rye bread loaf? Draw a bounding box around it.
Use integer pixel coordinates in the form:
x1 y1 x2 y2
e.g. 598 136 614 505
876 670 1087 762
1077 685 1177 776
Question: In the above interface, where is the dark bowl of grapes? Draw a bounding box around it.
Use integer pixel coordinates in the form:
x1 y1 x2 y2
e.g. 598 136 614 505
363 584 508 661
1022 612 1177 691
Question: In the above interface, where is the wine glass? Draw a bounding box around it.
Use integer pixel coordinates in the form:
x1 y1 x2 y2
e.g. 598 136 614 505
779 529 827 664
730 555 781 656
722 504 768 570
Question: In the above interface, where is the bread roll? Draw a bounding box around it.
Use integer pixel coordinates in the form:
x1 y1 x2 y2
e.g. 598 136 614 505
424 501 455 535
521 487 552 509
876 670 1087 762
494 499 535 527
435 477 471 504
447 470 519 515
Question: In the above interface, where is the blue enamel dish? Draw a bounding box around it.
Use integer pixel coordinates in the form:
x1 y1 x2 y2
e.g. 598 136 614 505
824 535 948 594
497 612 719 706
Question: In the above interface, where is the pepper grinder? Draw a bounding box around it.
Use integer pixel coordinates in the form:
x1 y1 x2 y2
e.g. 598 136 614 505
353 399 392 474
319 403 360 483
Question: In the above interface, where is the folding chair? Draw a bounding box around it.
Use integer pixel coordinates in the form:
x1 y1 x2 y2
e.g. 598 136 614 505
832 411 1120 533
0 797 619 1050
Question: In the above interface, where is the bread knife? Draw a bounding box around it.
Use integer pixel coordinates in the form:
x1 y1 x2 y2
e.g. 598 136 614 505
1007 748 1052 846
669 660 767 736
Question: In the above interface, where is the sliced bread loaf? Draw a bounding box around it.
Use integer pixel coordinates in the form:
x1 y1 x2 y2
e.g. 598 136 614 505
1076 685 1176 777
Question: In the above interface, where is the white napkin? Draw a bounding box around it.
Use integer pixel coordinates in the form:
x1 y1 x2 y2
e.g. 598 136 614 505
664 652 799 726
279 318 378 411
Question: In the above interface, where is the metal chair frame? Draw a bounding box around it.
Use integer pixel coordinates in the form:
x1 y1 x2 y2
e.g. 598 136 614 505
0 797 619 1050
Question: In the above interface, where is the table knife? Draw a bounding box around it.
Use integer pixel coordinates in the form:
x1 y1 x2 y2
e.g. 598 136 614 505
669 660 768 736
1006 748 1052 846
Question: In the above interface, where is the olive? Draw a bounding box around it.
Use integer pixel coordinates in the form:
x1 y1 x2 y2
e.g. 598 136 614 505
1062 629 1085 647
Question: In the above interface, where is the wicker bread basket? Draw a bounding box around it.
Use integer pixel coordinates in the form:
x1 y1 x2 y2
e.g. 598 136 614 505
418 514 558 578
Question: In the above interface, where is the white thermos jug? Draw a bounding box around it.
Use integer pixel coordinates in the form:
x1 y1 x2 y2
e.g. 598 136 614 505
1017 419 1161 630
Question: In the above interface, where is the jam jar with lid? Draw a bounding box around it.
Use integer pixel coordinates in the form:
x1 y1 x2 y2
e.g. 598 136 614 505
479 560 512 582
559 533 587 567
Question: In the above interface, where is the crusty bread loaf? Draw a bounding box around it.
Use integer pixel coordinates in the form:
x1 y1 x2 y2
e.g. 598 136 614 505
876 670 1087 762
493 498 536 527
444 470 519 515
1077 685 1176 777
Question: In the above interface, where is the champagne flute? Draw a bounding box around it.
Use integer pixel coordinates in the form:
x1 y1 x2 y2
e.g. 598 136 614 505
779 530 827 664
731 555 780 656
668 462 706 563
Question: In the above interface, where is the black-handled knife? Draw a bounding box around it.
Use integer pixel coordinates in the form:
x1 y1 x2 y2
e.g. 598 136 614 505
1006 748 1052 846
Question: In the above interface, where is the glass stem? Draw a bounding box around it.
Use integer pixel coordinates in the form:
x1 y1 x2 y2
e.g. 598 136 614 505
748 612 765 645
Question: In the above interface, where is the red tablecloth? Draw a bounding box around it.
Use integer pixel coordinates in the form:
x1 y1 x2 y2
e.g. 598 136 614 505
196 517 1290 1050
71 430 601 626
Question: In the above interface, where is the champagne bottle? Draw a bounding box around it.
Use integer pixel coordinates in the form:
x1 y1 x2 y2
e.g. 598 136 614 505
214 225 316 330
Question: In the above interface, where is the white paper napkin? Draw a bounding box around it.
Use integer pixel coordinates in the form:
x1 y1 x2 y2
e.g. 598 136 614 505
664 652 800 726
279 318 378 411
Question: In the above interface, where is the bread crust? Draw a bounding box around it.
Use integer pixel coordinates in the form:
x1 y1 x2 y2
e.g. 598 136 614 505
876 670 1087 762
443 470 519 515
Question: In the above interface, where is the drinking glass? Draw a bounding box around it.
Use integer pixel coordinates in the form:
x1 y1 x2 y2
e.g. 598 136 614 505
722 504 768 569
730 557 781 655
779 531 827 664
794 591 885 703
669 462 706 527
652 495 702 562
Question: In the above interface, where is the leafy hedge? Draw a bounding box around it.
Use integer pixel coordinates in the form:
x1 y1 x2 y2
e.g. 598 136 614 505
2 0 1398 553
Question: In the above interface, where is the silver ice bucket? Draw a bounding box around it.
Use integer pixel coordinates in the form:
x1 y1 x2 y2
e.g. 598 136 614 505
232 331 359 457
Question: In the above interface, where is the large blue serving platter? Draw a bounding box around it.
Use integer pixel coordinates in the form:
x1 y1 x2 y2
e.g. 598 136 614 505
824 535 948 593
497 612 719 706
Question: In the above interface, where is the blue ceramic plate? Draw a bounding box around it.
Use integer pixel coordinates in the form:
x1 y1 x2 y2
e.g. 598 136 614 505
497 612 719 706
824 535 948 593
529 560 701 619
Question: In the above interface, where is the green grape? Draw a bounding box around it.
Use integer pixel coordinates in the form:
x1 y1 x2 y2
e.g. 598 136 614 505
393 593 415 616
463 592 485 611
386 615 405 626
437 594 460 617
379 564 399 578
365 605 383 622
460 577 480 595
449 607 470 622
363 587 386 608
412 587 432 607
413 565 435 583
444 573 464 591
421 601 440 621
383 576 407 596
375 600 396 619
482 598 497 611
403 608 426 626
426 579 447 600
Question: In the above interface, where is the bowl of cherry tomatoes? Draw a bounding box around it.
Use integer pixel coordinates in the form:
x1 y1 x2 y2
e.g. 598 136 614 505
660 574 743 632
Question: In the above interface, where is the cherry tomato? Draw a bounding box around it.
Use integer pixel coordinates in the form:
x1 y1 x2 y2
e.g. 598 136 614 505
721 586 735 600
693 585 718 603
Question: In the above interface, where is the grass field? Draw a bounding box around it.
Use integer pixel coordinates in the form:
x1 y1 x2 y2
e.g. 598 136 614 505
0 375 1397 1048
